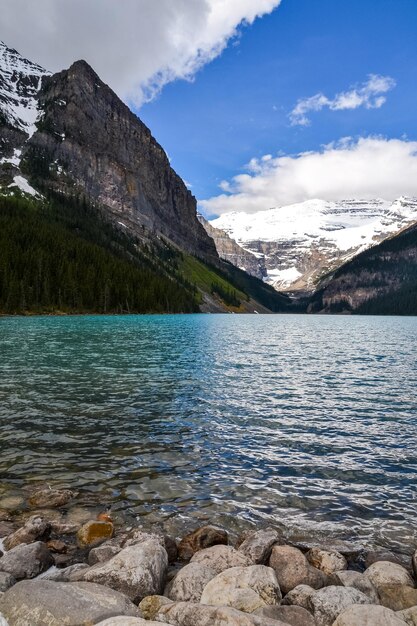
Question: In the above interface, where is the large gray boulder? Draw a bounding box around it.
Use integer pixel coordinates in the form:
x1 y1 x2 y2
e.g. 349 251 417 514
329 570 380 603
0 580 138 625
308 585 372 626
269 545 327 595
81 538 168 603
333 604 407 625
165 562 216 602
238 529 280 565
154 600 293 625
191 545 252 574
200 565 281 613
364 561 414 589
0 541 53 579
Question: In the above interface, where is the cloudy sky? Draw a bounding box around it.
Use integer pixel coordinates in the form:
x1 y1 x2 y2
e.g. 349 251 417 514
2 0 417 215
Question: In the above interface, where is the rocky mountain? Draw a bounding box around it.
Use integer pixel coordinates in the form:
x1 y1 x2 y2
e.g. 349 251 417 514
210 197 417 293
309 222 417 314
0 41 290 315
197 213 265 279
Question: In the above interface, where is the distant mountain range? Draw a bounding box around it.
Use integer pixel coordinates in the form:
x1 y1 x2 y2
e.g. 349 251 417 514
0 40 289 315
208 197 417 293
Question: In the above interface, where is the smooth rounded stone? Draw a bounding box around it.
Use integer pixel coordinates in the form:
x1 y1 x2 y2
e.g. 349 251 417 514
17 508 63 524
200 565 281 614
42 563 89 582
238 529 280 565
82 538 168 603
165 562 217 602
178 526 228 561
399 606 417 625
96 615 170 626
191 545 252 575
77 520 114 548
306 547 347 575
269 545 327 595
377 584 417 611
308 585 372 626
0 541 53 580
0 580 139 626
0 573 15 592
88 542 122 565
281 584 315 610
364 561 414 589
65 506 96 526
0 497 24 511
139 595 173 620
329 570 380 603
28 488 75 509
3 515 51 550
254 604 315 626
333 604 406 625
155 601 291 625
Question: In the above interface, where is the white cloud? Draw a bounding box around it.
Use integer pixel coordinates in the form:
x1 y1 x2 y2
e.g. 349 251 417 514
290 75 396 126
200 137 417 214
0 0 281 105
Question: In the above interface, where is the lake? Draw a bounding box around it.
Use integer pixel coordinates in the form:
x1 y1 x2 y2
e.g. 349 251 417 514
1 314 417 551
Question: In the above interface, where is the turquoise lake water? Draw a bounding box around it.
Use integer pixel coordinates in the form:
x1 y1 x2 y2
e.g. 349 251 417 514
1 314 417 550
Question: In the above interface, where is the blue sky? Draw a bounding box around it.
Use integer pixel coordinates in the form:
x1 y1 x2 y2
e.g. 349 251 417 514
137 0 417 216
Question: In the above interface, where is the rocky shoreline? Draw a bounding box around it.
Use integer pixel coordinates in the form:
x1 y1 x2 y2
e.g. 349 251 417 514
0 488 416 625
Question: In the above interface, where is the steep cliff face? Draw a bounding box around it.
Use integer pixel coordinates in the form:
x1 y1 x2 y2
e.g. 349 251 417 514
19 59 217 261
309 223 417 314
198 213 265 279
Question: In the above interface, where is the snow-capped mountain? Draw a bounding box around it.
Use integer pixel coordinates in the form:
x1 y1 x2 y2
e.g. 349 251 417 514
0 40 49 137
0 41 49 197
210 197 417 292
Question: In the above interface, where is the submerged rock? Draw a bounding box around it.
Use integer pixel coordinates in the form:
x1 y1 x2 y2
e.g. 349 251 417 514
28 488 75 509
0 580 139 625
0 541 53 580
178 525 228 561
81 538 168 603
200 564 281 613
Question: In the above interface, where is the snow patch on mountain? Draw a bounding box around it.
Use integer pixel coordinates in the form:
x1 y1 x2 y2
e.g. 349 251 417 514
0 40 49 138
210 197 417 291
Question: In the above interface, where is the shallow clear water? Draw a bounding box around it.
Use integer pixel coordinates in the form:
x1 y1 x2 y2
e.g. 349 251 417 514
1 314 417 550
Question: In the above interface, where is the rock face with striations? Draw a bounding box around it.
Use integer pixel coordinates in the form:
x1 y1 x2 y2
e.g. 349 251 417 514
0 41 218 263
22 59 217 260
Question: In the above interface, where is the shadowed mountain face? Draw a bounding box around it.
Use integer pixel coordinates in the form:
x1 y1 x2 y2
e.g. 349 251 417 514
0 42 217 262
309 223 417 314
